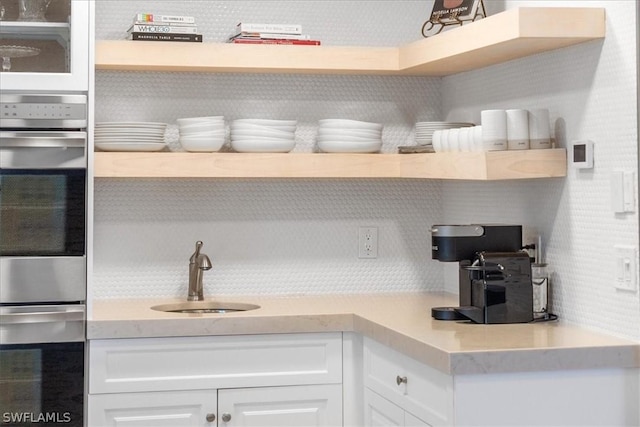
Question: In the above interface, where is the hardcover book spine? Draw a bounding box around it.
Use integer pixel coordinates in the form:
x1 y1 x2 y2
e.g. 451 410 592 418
235 23 302 34
130 24 199 34
229 32 311 41
231 39 320 46
134 14 196 24
129 32 203 42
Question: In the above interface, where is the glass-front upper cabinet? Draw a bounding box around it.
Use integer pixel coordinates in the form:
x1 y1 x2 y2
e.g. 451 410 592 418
0 0 90 92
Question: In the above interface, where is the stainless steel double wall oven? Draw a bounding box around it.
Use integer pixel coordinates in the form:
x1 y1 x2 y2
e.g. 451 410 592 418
0 93 87 426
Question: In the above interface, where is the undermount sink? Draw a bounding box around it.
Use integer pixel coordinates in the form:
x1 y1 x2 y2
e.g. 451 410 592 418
151 301 260 314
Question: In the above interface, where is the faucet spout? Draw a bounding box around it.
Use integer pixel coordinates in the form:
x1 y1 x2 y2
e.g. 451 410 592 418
188 241 212 301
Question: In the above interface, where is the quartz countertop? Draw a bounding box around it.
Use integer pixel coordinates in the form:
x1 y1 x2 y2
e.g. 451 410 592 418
88 292 640 375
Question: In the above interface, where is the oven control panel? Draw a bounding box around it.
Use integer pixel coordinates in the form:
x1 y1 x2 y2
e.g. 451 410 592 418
1 102 86 120
0 94 87 129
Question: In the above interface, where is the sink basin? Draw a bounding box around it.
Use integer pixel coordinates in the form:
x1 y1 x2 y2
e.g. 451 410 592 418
151 301 260 314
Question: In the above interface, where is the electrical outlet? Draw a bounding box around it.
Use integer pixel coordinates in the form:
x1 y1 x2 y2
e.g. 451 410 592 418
358 226 378 258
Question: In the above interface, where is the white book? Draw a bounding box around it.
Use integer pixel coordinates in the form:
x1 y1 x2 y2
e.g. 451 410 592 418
134 13 196 24
235 22 302 35
128 24 199 34
229 32 311 41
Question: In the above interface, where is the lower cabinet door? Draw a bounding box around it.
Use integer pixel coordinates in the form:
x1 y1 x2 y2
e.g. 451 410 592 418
88 389 217 427
218 384 343 427
364 388 431 427
365 388 404 426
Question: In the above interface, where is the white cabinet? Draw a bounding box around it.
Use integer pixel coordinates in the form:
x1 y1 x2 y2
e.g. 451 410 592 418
363 338 453 426
364 388 430 427
363 337 639 426
0 0 91 92
88 385 342 427
88 390 217 426
88 333 343 427
218 384 342 426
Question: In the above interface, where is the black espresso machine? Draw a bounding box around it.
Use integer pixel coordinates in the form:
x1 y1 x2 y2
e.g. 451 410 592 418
430 224 534 324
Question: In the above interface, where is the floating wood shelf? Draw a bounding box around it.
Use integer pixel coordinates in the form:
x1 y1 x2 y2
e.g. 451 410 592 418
93 149 567 181
95 7 605 76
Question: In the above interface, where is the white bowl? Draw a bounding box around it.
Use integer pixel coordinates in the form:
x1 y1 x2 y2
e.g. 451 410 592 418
230 136 295 143
317 128 381 138
231 129 295 139
316 134 381 143
178 129 226 136
177 116 224 126
179 136 225 152
231 138 295 153
233 119 297 127
318 119 383 131
231 123 297 133
317 140 382 153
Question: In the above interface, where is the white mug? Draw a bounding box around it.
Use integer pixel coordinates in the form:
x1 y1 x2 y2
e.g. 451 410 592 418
481 109 507 151
506 109 530 150
528 108 552 149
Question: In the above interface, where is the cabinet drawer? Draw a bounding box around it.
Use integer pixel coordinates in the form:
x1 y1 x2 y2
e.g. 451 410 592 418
90 332 342 393
363 337 453 426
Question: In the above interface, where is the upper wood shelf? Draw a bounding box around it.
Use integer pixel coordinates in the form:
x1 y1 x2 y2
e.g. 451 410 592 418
93 149 567 181
95 7 605 76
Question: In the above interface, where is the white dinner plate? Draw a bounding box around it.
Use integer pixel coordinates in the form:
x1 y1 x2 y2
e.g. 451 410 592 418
95 142 167 152
96 122 167 129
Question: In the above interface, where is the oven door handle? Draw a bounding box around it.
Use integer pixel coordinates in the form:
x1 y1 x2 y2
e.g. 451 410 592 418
0 131 86 148
0 307 84 325
0 305 85 344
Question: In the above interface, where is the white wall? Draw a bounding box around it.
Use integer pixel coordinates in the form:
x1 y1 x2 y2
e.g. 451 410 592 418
92 1 640 340
441 0 639 339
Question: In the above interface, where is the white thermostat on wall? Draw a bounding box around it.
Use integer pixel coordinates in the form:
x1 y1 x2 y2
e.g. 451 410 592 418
569 139 594 169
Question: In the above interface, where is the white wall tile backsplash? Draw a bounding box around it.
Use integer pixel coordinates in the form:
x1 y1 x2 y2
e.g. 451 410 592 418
93 1 640 340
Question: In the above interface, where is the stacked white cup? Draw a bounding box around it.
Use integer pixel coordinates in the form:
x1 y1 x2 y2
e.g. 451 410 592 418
528 108 552 149
481 108 552 151
506 109 530 150
480 110 508 151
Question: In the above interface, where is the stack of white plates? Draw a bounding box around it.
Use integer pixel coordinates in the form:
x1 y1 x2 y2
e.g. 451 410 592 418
230 119 297 153
316 119 383 153
95 122 167 152
415 121 474 147
178 116 225 152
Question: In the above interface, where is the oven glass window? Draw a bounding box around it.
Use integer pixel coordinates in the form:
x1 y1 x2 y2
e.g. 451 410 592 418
0 169 85 256
0 343 83 426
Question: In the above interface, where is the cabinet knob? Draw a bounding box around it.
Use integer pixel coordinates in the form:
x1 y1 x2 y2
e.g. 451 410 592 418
396 375 408 386
222 413 232 422
205 413 216 422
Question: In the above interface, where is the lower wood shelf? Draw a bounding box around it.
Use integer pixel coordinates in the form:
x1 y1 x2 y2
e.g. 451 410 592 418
93 149 566 180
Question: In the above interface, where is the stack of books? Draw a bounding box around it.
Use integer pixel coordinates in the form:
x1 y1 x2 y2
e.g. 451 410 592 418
127 13 203 43
228 22 320 46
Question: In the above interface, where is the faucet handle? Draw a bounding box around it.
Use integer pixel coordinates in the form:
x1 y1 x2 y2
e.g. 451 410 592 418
190 241 204 262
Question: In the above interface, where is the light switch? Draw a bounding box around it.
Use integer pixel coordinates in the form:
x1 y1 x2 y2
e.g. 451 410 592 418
614 245 637 292
611 170 636 213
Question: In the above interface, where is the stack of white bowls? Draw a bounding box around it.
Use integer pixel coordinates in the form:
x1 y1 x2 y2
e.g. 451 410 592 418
432 126 482 152
177 116 225 152
230 119 297 153
415 121 474 148
316 119 383 153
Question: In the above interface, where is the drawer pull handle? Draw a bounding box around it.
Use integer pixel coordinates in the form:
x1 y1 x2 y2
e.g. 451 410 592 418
205 413 216 422
222 413 232 422
396 375 408 385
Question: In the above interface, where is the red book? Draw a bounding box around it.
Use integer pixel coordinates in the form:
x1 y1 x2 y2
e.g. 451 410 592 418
231 38 321 46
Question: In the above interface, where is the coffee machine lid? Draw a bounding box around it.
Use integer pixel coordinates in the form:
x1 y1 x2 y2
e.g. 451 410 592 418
430 225 485 237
